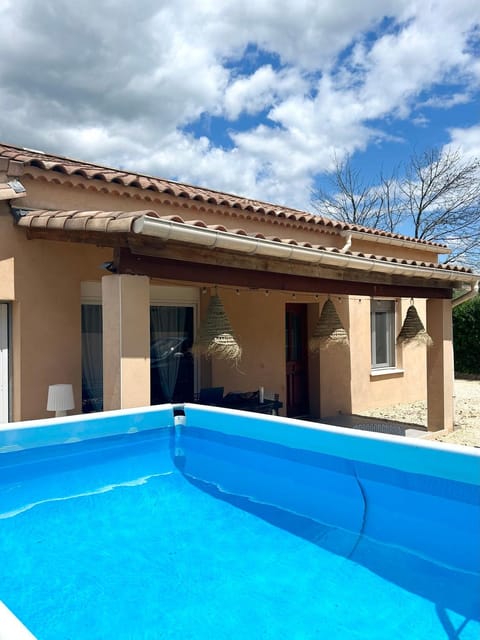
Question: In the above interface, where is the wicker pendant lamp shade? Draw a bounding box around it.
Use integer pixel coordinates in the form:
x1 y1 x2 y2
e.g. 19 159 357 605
309 298 349 351
193 293 242 362
397 304 433 346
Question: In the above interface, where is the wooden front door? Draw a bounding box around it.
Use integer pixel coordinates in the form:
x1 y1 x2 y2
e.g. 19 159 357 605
285 303 309 417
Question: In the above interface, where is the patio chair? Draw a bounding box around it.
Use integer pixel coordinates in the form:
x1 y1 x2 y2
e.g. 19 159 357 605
196 387 225 406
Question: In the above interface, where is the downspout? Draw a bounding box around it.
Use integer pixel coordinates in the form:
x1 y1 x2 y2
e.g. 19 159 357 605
340 232 352 253
451 280 479 308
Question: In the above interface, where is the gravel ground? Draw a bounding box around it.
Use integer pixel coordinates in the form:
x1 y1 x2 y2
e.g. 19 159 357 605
361 379 480 447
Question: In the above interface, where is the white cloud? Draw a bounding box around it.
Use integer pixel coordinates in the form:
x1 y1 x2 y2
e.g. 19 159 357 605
420 93 473 109
411 114 429 127
447 124 480 160
0 0 478 211
224 66 307 120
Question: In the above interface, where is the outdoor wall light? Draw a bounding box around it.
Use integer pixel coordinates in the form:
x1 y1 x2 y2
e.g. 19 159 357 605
100 261 117 273
47 384 75 417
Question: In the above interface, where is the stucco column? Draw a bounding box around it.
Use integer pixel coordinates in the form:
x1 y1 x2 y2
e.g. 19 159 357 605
426 298 454 432
102 274 150 411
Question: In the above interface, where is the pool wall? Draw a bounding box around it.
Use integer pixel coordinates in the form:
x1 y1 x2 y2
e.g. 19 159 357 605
0 404 174 454
3 403 478 486
182 404 480 486
180 404 480 574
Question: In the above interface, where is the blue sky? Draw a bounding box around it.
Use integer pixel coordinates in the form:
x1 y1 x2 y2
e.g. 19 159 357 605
0 0 478 212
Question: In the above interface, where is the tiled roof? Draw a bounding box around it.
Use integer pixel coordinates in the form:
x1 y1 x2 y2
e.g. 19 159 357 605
0 155 24 177
0 142 448 250
12 208 473 276
13 208 144 233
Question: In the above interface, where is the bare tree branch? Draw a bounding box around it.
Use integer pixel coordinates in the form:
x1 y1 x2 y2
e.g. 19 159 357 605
397 148 480 266
311 155 384 229
311 148 480 269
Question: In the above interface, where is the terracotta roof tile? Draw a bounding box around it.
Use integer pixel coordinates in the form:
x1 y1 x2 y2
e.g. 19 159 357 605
10 208 473 276
12 208 158 234
0 143 452 250
0 156 24 177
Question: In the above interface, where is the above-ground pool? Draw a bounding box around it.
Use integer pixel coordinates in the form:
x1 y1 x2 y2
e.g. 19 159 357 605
0 405 479 639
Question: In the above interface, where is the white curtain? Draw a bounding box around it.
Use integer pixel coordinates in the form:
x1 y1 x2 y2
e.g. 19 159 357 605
81 305 103 412
150 306 187 402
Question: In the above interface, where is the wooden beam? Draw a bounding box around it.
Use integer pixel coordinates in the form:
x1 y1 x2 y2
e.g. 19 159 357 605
23 228 455 298
116 249 452 299
125 238 455 291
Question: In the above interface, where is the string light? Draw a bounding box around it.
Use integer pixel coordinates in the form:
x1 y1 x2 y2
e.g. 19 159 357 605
202 284 369 304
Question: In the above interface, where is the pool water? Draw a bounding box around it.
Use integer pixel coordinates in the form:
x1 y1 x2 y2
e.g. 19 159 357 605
0 427 479 639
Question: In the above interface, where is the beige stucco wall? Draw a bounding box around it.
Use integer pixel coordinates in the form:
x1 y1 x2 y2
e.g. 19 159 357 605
0 256 14 300
348 297 427 413
102 274 150 410
426 299 454 431
208 289 286 408
0 205 111 420
316 296 353 417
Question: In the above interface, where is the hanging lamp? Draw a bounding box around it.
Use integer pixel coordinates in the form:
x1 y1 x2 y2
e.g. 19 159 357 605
309 298 349 351
193 292 242 362
397 303 433 346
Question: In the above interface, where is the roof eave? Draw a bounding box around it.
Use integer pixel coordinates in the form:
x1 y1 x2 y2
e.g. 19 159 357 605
133 216 475 286
343 230 451 255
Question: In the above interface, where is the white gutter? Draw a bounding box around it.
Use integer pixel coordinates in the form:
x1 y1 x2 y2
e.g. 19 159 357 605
343 230 451 255
132 217 477 285
452 281 479 308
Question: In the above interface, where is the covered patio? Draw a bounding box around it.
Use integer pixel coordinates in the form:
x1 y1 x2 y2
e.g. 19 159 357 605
14 207 474 432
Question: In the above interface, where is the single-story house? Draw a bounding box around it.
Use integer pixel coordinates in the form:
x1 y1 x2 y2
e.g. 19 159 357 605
0 142 478 430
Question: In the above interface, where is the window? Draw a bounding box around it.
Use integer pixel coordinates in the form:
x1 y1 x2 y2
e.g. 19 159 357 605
371 299 396 369
81 304 103 413
150 305 194 404
80 282 199 412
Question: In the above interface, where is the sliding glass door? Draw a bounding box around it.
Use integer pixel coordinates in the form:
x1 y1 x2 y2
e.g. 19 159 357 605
81 304 103 413
150 306 194 404
81 302 195 412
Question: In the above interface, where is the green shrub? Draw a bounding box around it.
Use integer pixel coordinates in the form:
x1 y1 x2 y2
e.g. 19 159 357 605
453 295 480 374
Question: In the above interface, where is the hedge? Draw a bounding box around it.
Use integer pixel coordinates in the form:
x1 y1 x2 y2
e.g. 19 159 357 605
453 294 480 374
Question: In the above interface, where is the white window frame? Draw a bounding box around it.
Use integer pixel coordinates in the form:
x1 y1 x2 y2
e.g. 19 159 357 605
371 299 396 370
0 303 10 423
